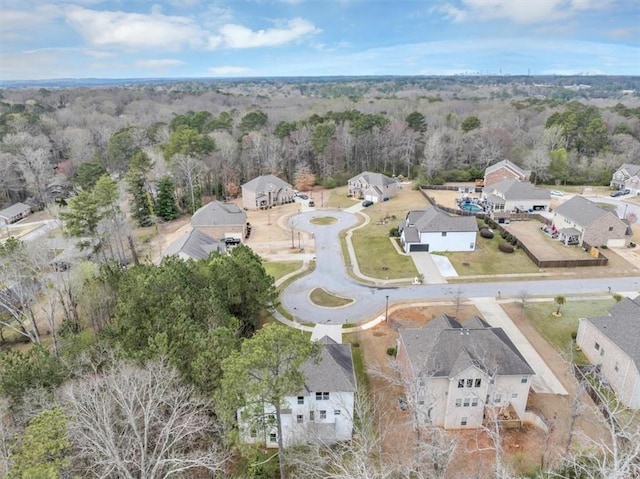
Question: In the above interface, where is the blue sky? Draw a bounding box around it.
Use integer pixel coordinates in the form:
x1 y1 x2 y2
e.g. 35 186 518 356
1 0 638 80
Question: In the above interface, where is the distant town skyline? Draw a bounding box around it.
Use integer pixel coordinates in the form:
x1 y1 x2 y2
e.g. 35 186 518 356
2 0 639 81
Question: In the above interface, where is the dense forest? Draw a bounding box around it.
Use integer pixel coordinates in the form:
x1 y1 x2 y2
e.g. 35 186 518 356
1 77 640 478
1 76 640 211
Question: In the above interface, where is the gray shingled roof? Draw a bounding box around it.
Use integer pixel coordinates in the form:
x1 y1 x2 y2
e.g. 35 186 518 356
163 229 226 260
616 163 640 178
0 202 30 220
585 296 640 368
302 337 357 393
399 314 534 378
489 179 551 201
348 171 395 188
241 174 291 193
403 206 478 234
485 159 530 178
191 201 247 227
553 196 613 228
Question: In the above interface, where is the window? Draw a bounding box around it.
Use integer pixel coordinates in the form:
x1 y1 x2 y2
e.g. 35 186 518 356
486 395 490 403
466 379 473 388
600 348 605 357
474 378 482 387
296 414 304 424
615 362 620 372
441 232 447 237
470 242 475 249
250 428 257 438
297 396 304 405
320 410 327 420
463 398 470 407
269 433 277 443
595 342 600 351
315 392 329 400
309 411 315 421
512 393 519 399
458 379 464 388
461 417 468 426
521 377 528 384
494 394 502 404
418 400 424 405
455 398 462 407
471 398 478 407
609 226 614 231
334 410 341 415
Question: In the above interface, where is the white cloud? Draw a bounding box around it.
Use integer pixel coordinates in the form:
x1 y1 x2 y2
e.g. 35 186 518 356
65 7 206 50
0 4 63 30
135 59 186 69
435 0 612 24
208 18 320 49
207 66 251 75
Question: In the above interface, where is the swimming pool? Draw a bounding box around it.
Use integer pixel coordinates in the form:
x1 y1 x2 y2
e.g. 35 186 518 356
460 202 483 212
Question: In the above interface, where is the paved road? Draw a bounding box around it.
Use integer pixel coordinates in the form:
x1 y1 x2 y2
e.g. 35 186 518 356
280 210 640 325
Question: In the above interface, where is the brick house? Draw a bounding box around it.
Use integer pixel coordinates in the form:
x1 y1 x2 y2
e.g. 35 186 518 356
551 196 631 248
396 314 534 429
610 163 640 194
577 296 640 409
241 174 295 210
483 160 531 188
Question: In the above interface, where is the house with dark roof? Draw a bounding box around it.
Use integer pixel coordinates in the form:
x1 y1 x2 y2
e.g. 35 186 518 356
399 206 478 253
551 196 631 248
483 179 551 213
241 174 294 210
0 203 31 225
162 228 226 261
240 337 357 447
347 171 397 203
483 159 531 188
396 314 534 429
610 163 640 194
191 201 248 243
577 296 640 409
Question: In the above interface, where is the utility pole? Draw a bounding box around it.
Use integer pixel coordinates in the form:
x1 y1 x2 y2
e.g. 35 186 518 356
385 295 389 322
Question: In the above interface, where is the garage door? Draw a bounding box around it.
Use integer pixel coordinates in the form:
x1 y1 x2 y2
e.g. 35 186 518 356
607 238 626 248
409 243 429 252
364 194 378 203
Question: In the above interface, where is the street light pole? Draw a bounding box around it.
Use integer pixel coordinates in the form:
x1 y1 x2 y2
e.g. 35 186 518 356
385 295 389 322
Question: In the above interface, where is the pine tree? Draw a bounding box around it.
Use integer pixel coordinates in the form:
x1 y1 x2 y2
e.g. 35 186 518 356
156 175 180 221
125 151 155 227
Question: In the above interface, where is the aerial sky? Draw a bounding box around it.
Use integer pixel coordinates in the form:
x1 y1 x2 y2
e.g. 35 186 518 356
1 0 639 80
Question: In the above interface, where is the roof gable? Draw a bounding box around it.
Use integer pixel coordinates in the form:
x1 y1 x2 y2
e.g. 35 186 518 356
0 203 31 219
485 159 530 178
191 201 247 227
349 171 395 188
302 340 357 393
405 206 478 233
163 229 226 260
553 196 614 227
242 174 291 192
489 179 550 201
616 163 640 178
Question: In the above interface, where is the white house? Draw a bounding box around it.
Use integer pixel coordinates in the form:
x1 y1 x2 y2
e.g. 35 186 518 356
347 171 397 202
577 296 640 409
240 337 357 447
399 206 478 253
610 163 640 194
396 314 534 429
483 179 550 213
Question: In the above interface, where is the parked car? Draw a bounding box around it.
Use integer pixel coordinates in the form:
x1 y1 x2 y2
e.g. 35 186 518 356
611 190 624 197
308 200 315 207
362 200 374 207
299 194 309 200
550 190 563 197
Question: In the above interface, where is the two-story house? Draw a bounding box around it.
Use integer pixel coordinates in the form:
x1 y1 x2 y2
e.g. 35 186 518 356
483 160 531 188
240 337 357 447
610 163 640 194
577 296 640 409
396 314 534 429
241 174 295 210
191 201 248 244
399 206 478 253
551 196 631 248
347 171 397 203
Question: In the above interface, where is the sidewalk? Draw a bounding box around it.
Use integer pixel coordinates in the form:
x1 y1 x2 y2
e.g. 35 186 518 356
471 297 568 396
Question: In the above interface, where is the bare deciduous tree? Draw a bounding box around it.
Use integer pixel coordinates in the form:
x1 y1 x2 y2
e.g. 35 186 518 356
62 359 230 479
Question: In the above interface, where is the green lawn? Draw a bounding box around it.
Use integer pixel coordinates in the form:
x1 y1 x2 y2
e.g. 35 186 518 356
309 288 354 307
351 229 417 279
441 229 538 276
324 185 359 209
309 216 338 225
263 260 303 281
523 298 616 363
